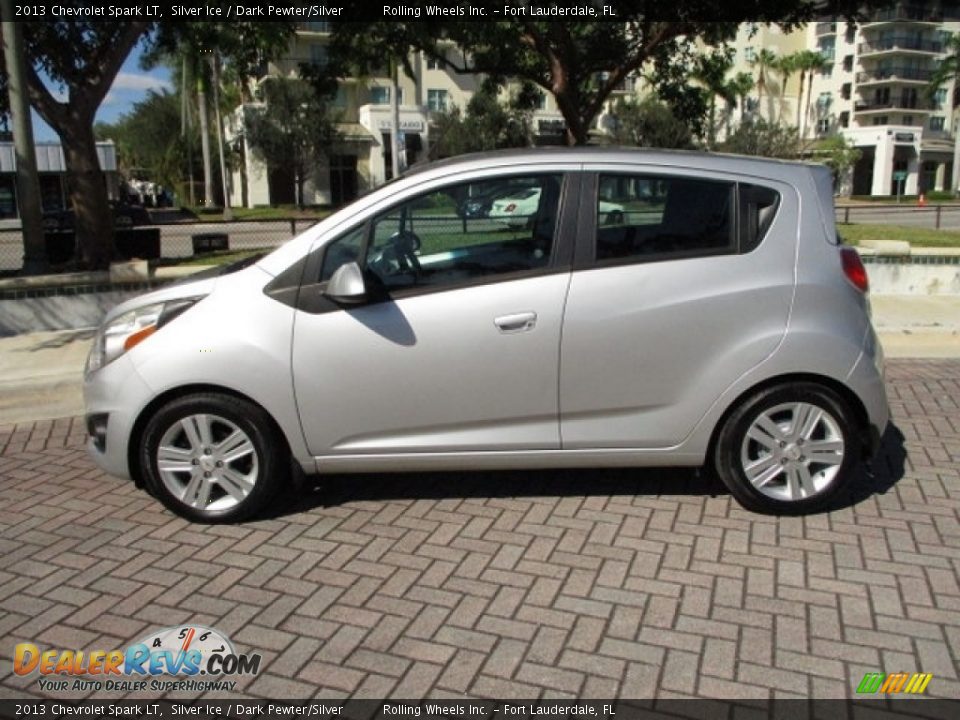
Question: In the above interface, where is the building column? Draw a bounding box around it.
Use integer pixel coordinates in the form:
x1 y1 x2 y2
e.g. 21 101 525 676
935 162 946 192
905 151 920 195
872 136 894 196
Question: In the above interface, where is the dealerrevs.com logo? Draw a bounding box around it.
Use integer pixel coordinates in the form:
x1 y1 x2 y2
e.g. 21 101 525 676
13 625 261 693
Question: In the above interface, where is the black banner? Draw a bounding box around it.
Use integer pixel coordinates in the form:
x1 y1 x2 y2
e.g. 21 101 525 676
1 700 959 720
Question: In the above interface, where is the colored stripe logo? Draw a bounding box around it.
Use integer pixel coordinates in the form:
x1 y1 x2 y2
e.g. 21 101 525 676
857 672 932 694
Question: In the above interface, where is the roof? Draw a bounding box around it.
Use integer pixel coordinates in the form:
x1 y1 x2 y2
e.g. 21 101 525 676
404 146 823 180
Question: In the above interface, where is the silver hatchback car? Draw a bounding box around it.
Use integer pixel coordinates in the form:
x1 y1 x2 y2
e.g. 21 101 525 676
84 148 889 522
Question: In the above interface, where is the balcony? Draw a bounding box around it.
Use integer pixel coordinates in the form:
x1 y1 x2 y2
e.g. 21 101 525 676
856 67 934 83
859 37 943 55
864 6 942 24
816 22 837 36
854 96 935 113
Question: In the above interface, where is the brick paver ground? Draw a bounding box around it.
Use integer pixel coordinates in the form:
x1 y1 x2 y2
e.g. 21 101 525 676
0 359 958 700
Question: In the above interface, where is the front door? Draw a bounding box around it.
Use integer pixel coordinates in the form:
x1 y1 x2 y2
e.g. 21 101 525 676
292 172 573 456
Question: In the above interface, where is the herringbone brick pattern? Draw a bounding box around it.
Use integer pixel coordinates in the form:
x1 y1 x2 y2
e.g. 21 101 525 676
0 359 957 700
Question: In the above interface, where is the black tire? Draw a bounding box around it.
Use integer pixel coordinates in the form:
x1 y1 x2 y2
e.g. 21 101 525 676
714 382 861 515
139 393 287 523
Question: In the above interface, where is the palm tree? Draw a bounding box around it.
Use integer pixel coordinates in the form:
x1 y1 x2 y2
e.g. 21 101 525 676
694 52 736 150
794 50 827 140
750 49 778 122
928 33 960 195
726 72 755 130
775 53 800 125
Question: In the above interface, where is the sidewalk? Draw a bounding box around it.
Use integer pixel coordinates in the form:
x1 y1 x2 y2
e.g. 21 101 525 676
0 295 957 427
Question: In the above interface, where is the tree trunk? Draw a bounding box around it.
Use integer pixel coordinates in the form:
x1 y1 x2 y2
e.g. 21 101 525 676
796 70 806 129
197 79 214 206
61 121 114 269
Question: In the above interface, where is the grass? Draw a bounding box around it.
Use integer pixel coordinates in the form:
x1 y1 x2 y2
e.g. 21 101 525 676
837 223 960 248
187 206 332 222
155 249 270 267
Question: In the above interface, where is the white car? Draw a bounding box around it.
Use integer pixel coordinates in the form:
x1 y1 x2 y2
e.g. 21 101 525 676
490 187 624 228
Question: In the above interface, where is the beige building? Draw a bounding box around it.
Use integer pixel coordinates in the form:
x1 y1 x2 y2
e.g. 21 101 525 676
235 7 960 207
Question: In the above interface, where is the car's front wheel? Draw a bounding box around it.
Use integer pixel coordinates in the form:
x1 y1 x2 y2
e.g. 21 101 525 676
714 382 861 514
139 393 287 523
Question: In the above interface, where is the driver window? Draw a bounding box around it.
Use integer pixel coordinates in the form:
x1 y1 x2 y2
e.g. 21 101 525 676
365 174 562 292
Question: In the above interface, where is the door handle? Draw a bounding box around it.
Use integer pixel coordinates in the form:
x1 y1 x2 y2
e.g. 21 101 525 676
494 312 537 333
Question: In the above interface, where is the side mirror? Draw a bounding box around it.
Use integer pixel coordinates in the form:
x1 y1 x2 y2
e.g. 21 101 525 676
324 262 367 304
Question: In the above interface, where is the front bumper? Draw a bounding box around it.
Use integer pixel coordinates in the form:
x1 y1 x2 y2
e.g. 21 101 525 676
83 354 155 480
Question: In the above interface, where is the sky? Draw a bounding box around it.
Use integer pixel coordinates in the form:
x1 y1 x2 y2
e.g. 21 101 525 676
31 41 174 142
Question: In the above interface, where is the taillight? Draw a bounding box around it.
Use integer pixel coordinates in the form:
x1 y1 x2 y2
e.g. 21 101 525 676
840 246 869 293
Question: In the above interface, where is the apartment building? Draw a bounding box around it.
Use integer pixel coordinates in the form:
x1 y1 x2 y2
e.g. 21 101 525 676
234 7 960 207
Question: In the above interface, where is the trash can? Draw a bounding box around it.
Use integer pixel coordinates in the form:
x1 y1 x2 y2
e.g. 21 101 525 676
192 232 229 254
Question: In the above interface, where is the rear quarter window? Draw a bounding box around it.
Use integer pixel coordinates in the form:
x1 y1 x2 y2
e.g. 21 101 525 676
739 183 781 253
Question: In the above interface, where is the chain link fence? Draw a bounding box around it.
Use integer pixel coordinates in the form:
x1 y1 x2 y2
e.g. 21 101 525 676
0 218 321 276
3 205 960 276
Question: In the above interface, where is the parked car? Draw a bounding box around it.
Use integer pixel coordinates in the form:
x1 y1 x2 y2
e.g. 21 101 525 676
84 148 888 522
488 186 624 228
43 201 150 231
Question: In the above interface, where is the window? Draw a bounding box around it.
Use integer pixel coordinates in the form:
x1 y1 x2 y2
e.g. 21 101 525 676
744 46 755 62
873 116 888 125
739 183 781 253
930 116 945 131
309 44 327 67
843 55 853 72
427 89 449 112
841 83 851 100
817 117 831 134
372 87 403 104
426 53 442 70
839 110 850 128
319 175 562 293
933 88 947 109
595 174 736 262
304 21 330 32
536 92 547 110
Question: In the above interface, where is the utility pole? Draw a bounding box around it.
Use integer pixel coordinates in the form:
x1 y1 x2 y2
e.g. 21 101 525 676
210 52 232 220
1 0 48 274
390 57 401 181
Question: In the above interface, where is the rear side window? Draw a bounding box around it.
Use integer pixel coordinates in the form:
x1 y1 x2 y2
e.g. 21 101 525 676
596 174 735 262
739 183 780 253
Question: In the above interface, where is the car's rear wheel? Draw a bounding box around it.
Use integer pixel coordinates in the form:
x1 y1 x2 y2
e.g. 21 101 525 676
714 383 861 514
139 393 286 523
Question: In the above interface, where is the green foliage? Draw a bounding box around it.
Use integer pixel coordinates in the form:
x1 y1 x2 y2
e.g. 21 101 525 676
245 77 340 207
95 89 198 191
720 117 799 158
816 134 862 188
327 3 878 145
429 85 534 159
608 97 695 149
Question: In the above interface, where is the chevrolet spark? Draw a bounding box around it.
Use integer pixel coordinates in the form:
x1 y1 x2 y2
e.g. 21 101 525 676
84 148 889 522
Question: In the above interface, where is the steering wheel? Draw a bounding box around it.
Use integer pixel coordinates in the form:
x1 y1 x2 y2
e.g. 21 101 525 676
368 230 423 284
388 230 422 275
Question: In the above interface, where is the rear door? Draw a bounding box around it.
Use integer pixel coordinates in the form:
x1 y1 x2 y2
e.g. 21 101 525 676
559 166 796 449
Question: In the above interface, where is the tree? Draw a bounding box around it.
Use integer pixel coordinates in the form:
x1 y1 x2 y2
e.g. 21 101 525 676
750 48 779 122
609 97 695 149
244 77 340 208
721 117 799 158
327 3 878 146
816 134 861 192
1 20 151 268
693 50 736 149
793 49 828 139
775 52 800 124
927 32 960 194
0 13 298 268
429 82 535 159
95 89 191 193
725 72 755 137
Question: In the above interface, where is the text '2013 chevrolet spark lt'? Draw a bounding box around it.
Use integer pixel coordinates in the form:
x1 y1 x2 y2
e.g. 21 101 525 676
84 148 889 522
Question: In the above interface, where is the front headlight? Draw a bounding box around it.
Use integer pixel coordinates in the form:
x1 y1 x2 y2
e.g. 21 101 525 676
85 297 202 375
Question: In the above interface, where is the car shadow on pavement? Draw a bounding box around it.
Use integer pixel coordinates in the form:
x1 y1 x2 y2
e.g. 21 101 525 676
263 422 908 519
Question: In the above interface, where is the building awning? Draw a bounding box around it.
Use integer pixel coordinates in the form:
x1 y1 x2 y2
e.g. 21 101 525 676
336 123 377 143
921 137 955 155
0 141 117 173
